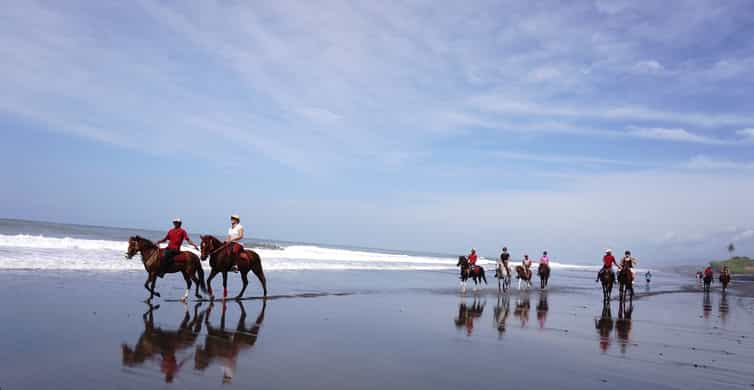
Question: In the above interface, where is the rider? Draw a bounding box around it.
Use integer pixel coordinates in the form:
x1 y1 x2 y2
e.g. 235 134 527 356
645 270 652 283
155 218 199 277
539 251 549 267
597 249 617 282
226 214 245 271
497 247 511 278
704 265 714 279
523 254 532 278
467 248 478 270
619 250 637 282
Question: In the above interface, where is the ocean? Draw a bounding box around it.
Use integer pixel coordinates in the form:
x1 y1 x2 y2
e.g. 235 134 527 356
0 218 602 273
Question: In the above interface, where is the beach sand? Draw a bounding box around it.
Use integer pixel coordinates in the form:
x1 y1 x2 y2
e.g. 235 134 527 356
0 270 752 389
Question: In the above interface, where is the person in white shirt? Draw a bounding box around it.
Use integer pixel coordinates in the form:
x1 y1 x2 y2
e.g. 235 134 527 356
226 215 245 271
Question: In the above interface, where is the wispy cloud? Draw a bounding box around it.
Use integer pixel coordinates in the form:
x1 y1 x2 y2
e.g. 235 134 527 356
625 127 729 144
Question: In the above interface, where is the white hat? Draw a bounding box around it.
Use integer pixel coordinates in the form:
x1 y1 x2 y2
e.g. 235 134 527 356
605 248 612 253
173 217 182 223
230 214 240 221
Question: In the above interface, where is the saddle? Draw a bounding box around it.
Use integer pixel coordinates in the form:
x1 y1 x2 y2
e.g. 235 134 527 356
473 265 481 274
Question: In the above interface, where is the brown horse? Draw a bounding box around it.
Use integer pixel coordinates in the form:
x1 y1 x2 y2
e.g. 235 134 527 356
515 265 532 290
617 267 634 302
199 235 267 300
121 302 207 383
538 263 550 289
194 300 266 384
126 236 206 301
599 268 615 302
719 272 731 292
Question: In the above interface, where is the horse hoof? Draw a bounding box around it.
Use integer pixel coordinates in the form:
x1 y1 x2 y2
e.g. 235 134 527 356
154 292 161 298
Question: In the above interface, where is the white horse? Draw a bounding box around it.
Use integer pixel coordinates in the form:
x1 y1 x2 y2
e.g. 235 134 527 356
496 263 512 293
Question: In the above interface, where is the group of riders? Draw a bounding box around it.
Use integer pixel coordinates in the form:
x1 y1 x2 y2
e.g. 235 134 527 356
465 247 549 280
597 249 644 284
155 214 245 276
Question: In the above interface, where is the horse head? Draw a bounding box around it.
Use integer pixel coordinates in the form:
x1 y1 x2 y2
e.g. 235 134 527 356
199 235 220 261
126 236 141 259
457 256 467 267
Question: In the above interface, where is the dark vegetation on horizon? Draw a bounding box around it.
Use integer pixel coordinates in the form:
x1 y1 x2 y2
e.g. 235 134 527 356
710 256 754 274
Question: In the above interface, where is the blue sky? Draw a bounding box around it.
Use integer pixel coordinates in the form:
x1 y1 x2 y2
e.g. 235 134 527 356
2 0 754 264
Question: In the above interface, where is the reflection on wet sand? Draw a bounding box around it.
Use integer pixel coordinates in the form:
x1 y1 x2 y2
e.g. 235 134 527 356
536 291 548 329
493 295 510 338
514 292 531 328
121 300 266 384
719 292 729 324
195 300 266 384
616 301 633 354
454 298 485 336
122 303 207 383
703 291 712 320
595 303 613 353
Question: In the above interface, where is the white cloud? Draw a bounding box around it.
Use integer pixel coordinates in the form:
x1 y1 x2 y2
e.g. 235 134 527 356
632 60 665 74
732 229 754 242
625 127 728 144
683 155 754 170
737 128 754 140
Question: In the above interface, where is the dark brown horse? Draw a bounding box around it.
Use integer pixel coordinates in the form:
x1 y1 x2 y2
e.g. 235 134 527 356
456 256 487 292
194 300 266 384
515 265 532 290
121 302 207 383
617 267 634 302
719 272 731 292
538 263 550 289
126 236 206 301
200 235 267 300
703 273 713 292
599 268 615 302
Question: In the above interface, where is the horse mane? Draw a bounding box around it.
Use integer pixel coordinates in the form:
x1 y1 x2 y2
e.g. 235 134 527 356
202 235 223 246
131 235 156 249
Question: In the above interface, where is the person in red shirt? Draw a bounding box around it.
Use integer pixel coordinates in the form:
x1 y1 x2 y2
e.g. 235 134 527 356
467 248 478 269
155 218 198 277
597 249 617 282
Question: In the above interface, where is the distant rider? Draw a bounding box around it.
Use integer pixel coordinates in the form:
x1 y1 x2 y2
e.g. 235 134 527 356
704 265 714 280
645 270 652 284
467 248 478 268
497 247 511 278
539 251 550 267
597 249 617 282
619 250 637 282
155 218 198 277
523 254 532 278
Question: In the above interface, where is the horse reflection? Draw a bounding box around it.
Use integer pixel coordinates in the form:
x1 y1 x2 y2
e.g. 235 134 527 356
454 298 485 336
703 291 712 320
121 303 207 383
493 294 511 338
719 292 729 324
194 300 267 384
536 291 549 329
595 302 613 353
514 292 531 328
615 300 633 354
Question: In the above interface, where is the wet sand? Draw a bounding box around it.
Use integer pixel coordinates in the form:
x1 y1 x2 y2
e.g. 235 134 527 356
0 270 752 389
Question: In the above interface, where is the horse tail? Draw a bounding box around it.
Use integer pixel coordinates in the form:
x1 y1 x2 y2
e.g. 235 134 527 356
194 255 207 293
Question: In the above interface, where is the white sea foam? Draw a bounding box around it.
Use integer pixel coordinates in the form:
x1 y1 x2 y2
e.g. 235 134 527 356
0 234 595 272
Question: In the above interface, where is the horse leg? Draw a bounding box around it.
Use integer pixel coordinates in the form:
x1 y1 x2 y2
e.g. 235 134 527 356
222 271 228 300
181 271 191 301
250 258 268 297
143 274 153 299
150 274 160 298
206 269 218 299
235 271 249 300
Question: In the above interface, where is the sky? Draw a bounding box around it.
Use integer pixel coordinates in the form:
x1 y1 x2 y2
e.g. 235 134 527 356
2 0 754 265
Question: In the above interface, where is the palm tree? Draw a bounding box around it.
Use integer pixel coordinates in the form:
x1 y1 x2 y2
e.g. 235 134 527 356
728 243 735 258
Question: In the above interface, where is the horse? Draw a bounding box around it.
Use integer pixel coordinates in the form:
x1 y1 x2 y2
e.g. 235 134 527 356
457 256 487 292
126 236 206 301
199 235 268 300
495 263 512 293
617 267 634 302
703 273 713 293
538 263 550 289
719 272 731 292
598 268 615 302
515 265 532 290
121 302 207 383
194 300 266 384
